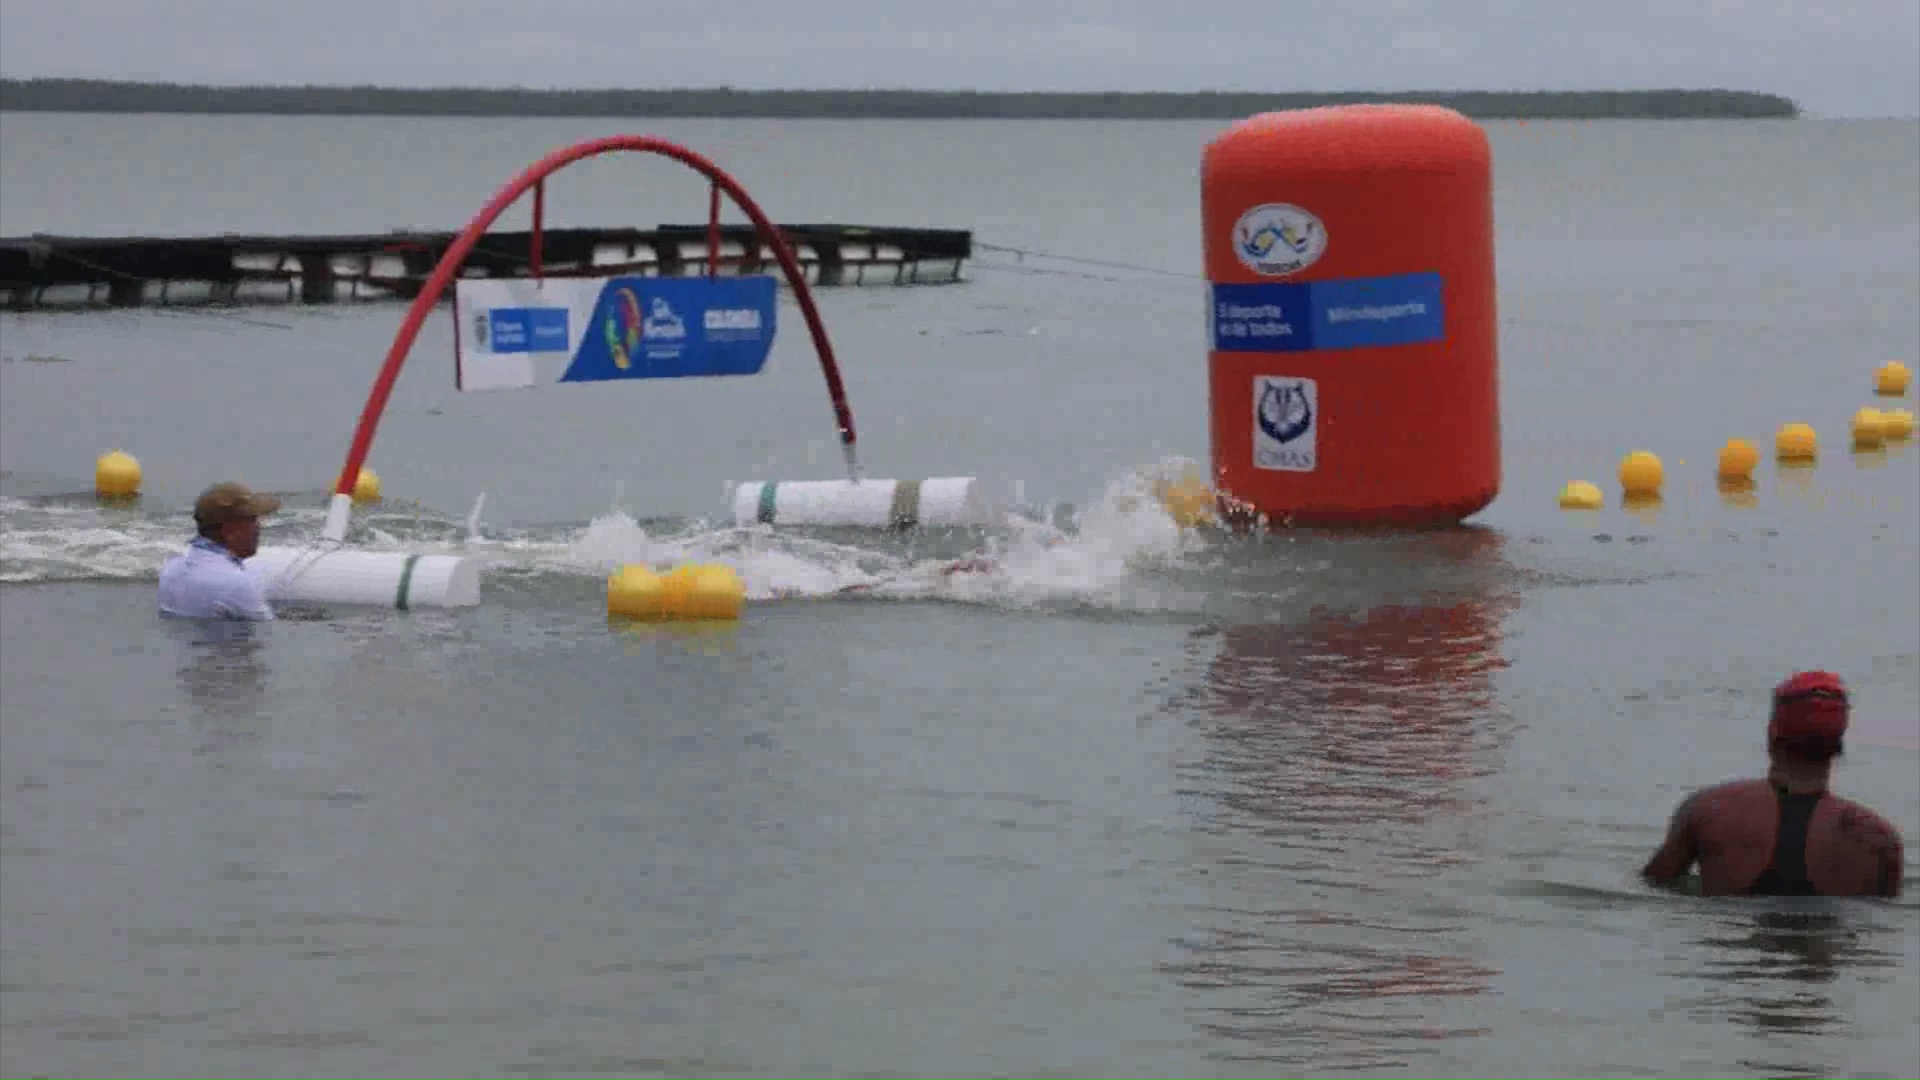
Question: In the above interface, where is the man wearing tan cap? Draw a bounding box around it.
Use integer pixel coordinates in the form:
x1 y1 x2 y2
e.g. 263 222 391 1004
156 481 283 621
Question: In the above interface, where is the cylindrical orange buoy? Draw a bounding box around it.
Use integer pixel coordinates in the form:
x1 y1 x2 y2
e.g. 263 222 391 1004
1202 104 1499 526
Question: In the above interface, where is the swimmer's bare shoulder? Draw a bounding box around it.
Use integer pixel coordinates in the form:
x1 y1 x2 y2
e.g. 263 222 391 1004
1831 796 1906 898
1640 778 1762 887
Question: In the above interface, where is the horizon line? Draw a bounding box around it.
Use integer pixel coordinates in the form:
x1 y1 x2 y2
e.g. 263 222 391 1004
0 75 1801 99
0 79 1811 121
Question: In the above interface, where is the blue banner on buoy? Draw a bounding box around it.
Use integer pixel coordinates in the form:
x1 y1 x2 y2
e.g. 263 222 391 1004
1208 271 1446 354
453 275 778 391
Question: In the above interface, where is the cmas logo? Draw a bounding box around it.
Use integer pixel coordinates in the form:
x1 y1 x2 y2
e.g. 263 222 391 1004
1253 375 1318 472
1257 379 1313 444
1232 203 1327 276
473 310 491 350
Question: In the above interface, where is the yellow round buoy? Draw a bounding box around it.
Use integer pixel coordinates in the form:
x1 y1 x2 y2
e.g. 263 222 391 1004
1716 438 1759 481
1881 407 1914 441
1775 422 1817 462
1557 480 1603 510
1850 408 1885 450
94 450 142 498
1874 361 1911 397
608 562 744 622
1154 475 1218 530
352 466 382 504
1617 450 1664 498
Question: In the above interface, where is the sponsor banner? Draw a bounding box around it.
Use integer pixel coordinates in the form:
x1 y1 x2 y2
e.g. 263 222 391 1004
1210 272 1445 353
454 275 777 391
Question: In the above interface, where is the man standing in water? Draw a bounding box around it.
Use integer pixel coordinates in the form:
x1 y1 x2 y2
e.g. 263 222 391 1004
1641 671 1905 898
156 481 281 621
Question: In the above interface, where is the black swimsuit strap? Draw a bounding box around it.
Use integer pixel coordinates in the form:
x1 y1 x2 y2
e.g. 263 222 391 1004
1746 788 1823 896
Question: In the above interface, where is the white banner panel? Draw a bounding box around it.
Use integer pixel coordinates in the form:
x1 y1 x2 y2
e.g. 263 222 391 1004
453 277 593 392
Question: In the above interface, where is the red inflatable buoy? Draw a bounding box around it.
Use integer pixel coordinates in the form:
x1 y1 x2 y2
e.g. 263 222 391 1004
1202 104 1501 527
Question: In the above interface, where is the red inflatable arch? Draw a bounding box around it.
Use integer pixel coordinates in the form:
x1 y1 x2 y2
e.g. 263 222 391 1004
326 135 860 518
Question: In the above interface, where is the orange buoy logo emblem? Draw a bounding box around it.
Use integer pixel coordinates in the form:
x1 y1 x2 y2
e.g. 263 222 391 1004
1233 203 1327 277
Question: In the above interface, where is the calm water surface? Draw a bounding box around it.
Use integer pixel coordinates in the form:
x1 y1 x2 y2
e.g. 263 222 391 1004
1 113 1917 1078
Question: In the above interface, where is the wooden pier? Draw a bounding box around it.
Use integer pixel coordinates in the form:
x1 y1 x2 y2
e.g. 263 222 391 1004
0 224 972 310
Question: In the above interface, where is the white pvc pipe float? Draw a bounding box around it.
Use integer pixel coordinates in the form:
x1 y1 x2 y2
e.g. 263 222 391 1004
246 546 482 610
732 477 1001 528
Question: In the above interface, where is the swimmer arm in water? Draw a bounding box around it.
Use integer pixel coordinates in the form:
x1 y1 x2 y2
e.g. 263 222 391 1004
1641 789 1705 888
831 556 998 595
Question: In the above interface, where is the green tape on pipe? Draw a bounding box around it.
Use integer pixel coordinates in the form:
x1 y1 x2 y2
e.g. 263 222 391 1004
394 552 421 611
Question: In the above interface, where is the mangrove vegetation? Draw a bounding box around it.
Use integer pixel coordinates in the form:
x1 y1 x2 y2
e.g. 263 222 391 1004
0 79 1800 120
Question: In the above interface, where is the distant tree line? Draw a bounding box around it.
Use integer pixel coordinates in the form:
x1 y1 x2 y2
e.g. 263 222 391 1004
0 79 1800 120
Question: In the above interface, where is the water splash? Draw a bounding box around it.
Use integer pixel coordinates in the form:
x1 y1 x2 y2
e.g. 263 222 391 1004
0 457 1229 614
0 497 191 584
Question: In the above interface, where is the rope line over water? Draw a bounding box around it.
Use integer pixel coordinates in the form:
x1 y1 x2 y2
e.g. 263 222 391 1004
970 240 1200 281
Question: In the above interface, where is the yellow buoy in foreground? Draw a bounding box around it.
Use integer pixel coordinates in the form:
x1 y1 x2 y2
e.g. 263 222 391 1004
1716 438 1759 481
1850 408 1885 450
352 466 382 504
1153 474 1218 530
1617 450 1664 497
1775 422 1817 462
1882 407 1914 441
94 450 142 498
1874 361 1911 397
608 562 744 622
1557 480 1603 510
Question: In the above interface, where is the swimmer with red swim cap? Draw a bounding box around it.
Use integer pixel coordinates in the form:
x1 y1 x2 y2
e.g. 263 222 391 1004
1641 671 1905 898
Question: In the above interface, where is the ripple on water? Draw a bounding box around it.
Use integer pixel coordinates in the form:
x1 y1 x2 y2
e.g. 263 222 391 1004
1154 596 1521 1072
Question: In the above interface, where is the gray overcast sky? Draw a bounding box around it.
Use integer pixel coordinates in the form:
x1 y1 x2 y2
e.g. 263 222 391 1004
2 1 1916 118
